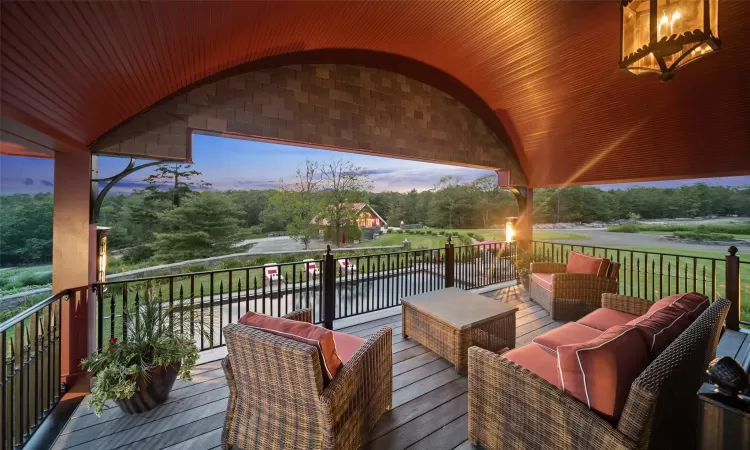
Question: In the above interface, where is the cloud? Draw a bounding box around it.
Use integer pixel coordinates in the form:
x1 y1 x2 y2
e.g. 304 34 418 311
40 180 53 186
23 178 34 185
341 169 396 176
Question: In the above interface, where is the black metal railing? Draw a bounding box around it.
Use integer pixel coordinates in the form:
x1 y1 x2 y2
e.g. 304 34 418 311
1 290 67 449
93 259 324 352
94 241 519 351
529 241 748 328
454 242 518 290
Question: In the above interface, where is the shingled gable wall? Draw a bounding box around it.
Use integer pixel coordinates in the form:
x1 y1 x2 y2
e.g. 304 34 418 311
93 64 526 185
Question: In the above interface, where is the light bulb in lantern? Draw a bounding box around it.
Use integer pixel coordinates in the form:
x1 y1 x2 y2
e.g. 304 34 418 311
505 221 515 243
660 13 668 26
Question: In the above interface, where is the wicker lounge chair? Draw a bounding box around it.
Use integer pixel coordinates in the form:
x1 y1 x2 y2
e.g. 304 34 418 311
221 309 392 450
529 260 620 321
468 295 730 450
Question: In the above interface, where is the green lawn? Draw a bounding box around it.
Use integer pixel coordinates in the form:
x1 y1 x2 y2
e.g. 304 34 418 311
639 230 750 239
351 233 447 249
533 243 750 326
419 228 589 241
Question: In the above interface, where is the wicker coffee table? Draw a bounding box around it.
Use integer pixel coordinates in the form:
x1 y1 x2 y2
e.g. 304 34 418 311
402 287 517 374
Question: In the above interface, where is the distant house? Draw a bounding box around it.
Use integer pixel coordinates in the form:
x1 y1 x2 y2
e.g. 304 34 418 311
314 203 387 243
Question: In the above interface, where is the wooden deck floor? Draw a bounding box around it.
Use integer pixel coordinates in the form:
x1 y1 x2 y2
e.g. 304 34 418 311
51 285 564 450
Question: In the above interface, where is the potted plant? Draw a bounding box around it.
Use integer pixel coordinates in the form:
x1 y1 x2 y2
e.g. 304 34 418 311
513 249 550 289
82 294 202 416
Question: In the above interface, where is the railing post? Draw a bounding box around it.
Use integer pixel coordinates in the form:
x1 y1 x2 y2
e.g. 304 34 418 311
323 246 336 330
445 237 455 288
725 246 740 331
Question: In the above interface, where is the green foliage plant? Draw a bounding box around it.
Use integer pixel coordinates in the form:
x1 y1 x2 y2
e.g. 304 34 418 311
81 295 206 416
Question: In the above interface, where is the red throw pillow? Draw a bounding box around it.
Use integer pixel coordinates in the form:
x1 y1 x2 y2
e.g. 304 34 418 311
558 325 650 422
239 312 343 383
648 292 709 322
566 252 610 277
631 307 689 356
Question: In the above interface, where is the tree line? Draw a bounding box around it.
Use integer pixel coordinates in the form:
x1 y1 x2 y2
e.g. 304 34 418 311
2 162 749 267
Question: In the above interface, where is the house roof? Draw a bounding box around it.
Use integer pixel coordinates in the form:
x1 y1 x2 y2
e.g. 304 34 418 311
2 1 750 186
313 203 387 227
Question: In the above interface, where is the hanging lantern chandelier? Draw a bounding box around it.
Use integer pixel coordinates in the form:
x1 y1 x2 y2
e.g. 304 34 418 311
620 0 720 81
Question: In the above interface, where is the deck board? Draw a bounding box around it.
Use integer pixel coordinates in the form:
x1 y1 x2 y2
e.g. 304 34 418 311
53 285 559 450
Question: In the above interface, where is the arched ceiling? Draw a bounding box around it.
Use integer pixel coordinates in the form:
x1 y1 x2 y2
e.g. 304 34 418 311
2 0 750 187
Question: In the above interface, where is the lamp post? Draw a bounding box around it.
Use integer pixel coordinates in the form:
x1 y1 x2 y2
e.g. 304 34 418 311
621 0 720 81
505 217 518 243
96 226 111 283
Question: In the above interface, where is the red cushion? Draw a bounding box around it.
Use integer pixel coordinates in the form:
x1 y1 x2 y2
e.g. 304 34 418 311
331 331 366 365
532 322 602 354
558 325 650 422
648 292 709 322
531 273 553 291
239 312 343 383
631 307 689 356
577 308 640 332
503 344 561 388
566 252 610 277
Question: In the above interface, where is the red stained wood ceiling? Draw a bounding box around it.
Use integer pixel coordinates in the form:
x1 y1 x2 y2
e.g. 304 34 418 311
2 0 750 187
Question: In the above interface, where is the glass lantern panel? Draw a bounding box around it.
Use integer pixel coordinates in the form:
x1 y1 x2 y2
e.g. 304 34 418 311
625 51 662 75
709 0 718 37
656 0 704 41
622 0 651 61
663 42 717 70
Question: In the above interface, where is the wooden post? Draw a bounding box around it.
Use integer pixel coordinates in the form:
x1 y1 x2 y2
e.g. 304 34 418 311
322 246 336 329
511 187 533 252
52 151 97 392
445 237 455 288
725 246 740 331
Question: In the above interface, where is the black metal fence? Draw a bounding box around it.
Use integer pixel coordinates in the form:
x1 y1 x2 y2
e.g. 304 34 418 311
93 240 519 351
530 241 748 328
1 290 67 449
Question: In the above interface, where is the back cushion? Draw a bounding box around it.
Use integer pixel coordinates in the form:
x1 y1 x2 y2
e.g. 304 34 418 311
566 252 610 277
628 307 689 356
648 292 709 322
558 325 650 422
239 312 343 384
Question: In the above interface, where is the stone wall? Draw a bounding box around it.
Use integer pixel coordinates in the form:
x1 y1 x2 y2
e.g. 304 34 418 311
93 64 526 184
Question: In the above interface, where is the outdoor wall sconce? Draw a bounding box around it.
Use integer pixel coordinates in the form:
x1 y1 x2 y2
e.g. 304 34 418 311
97 226 111 283
505 217 518 243
621 0 720 81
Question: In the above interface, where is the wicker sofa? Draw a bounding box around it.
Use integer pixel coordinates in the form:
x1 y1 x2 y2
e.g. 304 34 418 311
530 254 620 321
468 294 730 450
221 309 392 450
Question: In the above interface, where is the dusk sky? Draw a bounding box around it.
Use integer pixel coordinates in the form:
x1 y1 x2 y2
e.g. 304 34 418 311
1 133 749 195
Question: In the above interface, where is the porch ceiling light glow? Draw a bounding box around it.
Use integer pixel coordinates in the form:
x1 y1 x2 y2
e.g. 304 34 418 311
621 0 720 81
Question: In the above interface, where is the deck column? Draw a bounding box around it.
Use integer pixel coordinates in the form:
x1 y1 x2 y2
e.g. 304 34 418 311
52 151 97 391
512 187 533 252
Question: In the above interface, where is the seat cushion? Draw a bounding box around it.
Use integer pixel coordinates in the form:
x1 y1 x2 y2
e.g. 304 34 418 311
558 325 650 422
566 251 610 277
331 331 366 365
532 322 602 353
239 312 343 383
630 307 689 356
531 273 553 291
577 308 640 332
648 292 709 322
503 344 561 388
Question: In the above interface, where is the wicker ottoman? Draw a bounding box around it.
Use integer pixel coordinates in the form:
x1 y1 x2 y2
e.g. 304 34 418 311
402 287 517 374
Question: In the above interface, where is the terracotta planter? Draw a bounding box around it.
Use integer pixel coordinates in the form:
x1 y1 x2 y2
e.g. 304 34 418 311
114 364 180 415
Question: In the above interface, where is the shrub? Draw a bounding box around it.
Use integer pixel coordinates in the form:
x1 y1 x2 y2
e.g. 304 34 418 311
17 271 52 287
426 230 433 235
674 231 734 241
607 223 639 233
122 245 155 263
467 232 475 238
475 235 485 242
